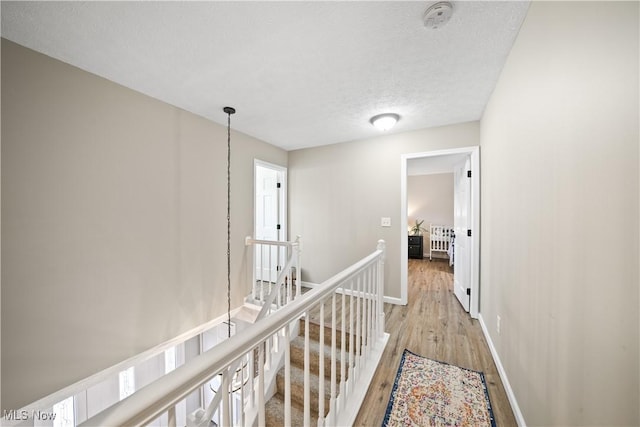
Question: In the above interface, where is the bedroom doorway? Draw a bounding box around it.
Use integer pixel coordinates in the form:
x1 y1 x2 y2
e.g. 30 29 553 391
400 147 480 318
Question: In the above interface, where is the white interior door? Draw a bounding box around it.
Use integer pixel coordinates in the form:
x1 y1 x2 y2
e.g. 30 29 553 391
256 166 279 242
453 156 471 312
255 162 286 283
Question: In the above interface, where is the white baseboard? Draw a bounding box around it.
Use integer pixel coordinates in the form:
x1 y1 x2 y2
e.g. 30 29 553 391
478 314 527 427
383 296 403 305
301 281 404 306
300 280 319 289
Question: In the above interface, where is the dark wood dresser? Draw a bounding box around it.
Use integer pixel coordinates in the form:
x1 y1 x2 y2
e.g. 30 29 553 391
408 235 423 259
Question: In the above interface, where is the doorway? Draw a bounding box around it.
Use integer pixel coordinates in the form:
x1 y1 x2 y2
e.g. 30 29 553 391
400 147 480 318
254 160 287 282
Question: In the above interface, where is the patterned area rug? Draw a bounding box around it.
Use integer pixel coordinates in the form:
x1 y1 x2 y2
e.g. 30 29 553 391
382 349 496 427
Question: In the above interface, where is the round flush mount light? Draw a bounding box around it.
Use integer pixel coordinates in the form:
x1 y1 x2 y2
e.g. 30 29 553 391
370 113 400 131
423 1 454 29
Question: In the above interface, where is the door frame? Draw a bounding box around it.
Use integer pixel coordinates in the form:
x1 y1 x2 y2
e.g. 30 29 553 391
400 146 480 318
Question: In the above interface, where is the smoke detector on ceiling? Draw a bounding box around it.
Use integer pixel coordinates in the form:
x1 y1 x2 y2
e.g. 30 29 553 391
423 2 454 29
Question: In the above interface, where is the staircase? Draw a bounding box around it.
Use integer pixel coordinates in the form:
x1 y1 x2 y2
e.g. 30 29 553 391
80 240 387 427
265 318 348 426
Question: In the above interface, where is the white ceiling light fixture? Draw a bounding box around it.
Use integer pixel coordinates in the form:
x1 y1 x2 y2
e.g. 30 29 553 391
370 113 400 131
423 1 454 29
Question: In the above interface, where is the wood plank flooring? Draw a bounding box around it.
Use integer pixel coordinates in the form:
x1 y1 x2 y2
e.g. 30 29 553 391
352 258 517 426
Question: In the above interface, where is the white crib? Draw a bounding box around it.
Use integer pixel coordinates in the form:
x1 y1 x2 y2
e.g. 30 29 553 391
429 224 453 261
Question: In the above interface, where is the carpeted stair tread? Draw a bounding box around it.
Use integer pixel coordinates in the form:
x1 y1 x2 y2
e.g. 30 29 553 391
265 393 317 427
289 336 347 382
264 319 351 426
300 319 352 351
275 362 331 416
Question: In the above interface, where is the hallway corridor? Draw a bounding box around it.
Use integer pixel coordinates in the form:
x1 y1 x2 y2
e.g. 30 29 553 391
354 258 517 426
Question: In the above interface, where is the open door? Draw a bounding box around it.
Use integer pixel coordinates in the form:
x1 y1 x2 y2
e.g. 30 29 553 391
254 161 287 282
453 156 471 312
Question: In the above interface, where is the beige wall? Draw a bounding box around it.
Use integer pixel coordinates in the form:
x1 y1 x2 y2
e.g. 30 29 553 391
407 173 454 256
1 39 287 410
480 2 639 425
288 122 478 298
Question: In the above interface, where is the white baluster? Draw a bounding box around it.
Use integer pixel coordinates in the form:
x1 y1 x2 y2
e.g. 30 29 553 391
304 314 311 427
259 244 265 302
295 236 302 299
372 264 379 339
284 326 292 427
370 266 375 350
168 406 176 427
340 289 346 409
287 264 293 303
265 336 271 372
239 355 245 427
230 371 236 427
272 328 278 358
247 236 255 302
318 301 325 424
377 240 386 338
348 279 355 393
366 267 372 359
222 370 230 427
369 266 374 353
330 294 337 426
355 274 362 380
248 348 255 411
268 245 273 295
376 262 382 337
258 344 265 427
277 276 282 309
362 271 368 359
371 266 375 350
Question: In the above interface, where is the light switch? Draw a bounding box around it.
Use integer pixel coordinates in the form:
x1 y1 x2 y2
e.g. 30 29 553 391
381 217 391 227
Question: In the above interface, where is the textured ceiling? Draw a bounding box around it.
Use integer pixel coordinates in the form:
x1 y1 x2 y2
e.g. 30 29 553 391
1 1 530 151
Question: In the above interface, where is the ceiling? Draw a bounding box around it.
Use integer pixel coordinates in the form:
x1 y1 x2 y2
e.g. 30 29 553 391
1 1 530 151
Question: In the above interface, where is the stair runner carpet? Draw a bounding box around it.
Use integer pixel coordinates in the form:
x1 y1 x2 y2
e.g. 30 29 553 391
264 318 349 426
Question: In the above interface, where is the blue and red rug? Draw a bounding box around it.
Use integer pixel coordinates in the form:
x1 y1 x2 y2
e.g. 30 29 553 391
382 349 496 427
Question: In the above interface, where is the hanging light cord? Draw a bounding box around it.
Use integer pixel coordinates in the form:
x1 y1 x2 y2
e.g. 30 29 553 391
224 106 235 339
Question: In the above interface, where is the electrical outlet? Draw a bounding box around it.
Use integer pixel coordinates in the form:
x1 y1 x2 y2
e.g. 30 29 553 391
496 315 501 335
381 217 391 227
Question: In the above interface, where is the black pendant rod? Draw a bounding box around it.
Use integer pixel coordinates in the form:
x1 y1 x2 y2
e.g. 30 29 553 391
224 106 235 339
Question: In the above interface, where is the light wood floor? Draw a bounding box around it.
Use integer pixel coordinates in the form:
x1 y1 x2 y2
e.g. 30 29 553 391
352 258 517 426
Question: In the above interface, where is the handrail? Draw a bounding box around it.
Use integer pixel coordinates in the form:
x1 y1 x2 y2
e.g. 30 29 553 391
189 248 298 426
81 242 384 427
245 236 299 248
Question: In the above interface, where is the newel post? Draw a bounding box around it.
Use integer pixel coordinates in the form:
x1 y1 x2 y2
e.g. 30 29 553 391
376 240 386 338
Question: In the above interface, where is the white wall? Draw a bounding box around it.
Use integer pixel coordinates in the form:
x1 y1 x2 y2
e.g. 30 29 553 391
288 122 478 298
480 2 639 425
1 39 287 410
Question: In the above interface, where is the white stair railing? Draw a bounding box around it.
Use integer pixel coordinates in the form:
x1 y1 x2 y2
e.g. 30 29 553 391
80 240 387 427
246 235 302 304
186 239 301 427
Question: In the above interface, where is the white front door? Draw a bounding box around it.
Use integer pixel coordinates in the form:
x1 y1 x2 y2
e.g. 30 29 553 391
255 161 286 283
453 156 471 312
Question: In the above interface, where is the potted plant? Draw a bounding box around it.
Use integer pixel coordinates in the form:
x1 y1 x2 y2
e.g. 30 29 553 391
410 219 427 236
